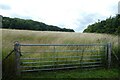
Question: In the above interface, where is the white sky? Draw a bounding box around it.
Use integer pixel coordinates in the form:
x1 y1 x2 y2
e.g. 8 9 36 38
0 0 119 32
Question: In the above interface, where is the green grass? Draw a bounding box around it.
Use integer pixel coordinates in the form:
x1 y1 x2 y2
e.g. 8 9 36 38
20 68 119 79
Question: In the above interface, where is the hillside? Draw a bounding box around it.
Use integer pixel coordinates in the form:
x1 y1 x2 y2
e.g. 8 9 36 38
83 15 120 35
2 16 74 32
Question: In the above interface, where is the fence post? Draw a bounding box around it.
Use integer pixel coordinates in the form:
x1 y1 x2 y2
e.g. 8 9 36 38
107 43 112 68
14 41 21 76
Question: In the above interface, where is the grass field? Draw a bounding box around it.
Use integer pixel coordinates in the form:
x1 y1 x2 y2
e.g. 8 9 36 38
2 29 118 58
1 29 119 79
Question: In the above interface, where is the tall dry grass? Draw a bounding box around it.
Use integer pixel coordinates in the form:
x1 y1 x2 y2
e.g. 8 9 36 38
2 29 118 58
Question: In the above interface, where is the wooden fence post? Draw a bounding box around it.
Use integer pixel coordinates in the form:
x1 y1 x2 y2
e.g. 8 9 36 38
107 43 112 68
14 41 21 76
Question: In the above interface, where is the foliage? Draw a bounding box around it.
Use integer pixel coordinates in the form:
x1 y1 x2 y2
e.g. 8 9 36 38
83 15 120 35
2 16 74 32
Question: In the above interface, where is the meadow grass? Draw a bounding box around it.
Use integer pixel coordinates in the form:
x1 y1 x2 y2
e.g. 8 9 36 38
1 29 119 79
2 29 118 58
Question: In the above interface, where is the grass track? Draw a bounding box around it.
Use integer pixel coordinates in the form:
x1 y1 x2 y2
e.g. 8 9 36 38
20 68 119 79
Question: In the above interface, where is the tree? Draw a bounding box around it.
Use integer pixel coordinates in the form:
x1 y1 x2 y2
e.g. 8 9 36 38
83 15 120 35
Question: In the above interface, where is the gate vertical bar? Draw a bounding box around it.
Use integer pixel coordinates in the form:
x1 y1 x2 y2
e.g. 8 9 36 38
104 44 108 68
108 43 112 68
14 41 21 76
53 46 56 69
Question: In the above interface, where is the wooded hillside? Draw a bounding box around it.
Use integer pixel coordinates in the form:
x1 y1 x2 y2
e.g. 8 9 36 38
83 15 120 35
2 16 74 32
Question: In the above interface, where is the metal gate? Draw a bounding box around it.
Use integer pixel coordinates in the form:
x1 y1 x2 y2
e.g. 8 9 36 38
13 42 112 76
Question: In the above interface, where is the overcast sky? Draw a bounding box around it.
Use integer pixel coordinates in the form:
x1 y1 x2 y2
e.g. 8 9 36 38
0 0 119 32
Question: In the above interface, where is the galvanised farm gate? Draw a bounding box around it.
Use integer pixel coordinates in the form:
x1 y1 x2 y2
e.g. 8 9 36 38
3 41 112 77
14 42 111 76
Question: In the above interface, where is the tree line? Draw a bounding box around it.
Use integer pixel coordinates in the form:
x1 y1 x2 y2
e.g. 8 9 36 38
83 14 120 35
2 16 75 32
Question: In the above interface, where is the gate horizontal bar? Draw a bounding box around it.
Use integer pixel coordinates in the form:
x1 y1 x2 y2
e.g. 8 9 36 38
20 44 107 46
20 55 102 60
21 65 102 72
21 61 102 68
21 58 101 64
21 50 105 54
